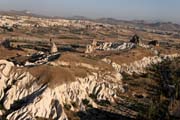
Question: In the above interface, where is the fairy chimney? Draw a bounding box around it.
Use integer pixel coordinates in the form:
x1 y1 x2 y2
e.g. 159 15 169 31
85 39 97 54
50 38 58 53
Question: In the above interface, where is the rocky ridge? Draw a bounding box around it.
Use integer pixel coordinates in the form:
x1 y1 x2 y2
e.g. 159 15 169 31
102 54 179 75
0 59 124 120
0 53 179 119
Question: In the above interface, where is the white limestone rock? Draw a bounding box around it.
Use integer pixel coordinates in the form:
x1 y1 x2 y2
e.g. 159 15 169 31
0 59 124 120
102 54 180 75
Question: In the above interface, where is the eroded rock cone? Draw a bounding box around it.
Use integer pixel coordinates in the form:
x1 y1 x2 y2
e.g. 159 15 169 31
92 39 97 46
50 38 58 53
85 39 97 53
85 45 94 53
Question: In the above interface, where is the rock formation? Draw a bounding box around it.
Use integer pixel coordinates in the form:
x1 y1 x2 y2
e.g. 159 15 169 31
85 35 161 54
50 38 58 53
130 34 140 44
148 40 159 46
85 39 97 53
102 54 179 75
0 52 179 119
85 41 136 53
116 42 136 50
0 58 124 119
7 51 60 67
85 44 95 54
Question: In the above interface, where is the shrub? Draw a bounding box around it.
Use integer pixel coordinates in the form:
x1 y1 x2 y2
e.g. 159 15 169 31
97 100 110 106
0 103 3 110
71 102 78 108
82 99 89 105
64 104 71 110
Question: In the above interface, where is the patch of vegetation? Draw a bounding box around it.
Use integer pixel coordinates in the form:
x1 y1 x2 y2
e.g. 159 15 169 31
138 57 180 119
35 117 50 120
0 102 4 110
0 116 7 120
89 93 97 100
82 99 89 105
121 72 133 80
64 104 71 110
97 100 111 107
58 35 80 40
82 99 93 108
71 102 78 108
129 102 147 113
87 104 93 108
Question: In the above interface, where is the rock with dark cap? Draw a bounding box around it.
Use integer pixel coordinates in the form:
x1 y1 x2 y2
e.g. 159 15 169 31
130 34 140 44
148 40 159 46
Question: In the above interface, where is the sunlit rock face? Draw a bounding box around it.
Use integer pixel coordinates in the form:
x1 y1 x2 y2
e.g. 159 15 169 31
0 52 179 119
102 54 180 75
85 44 95 54
85 41 136 53
50 42 58 53
0 59 124 120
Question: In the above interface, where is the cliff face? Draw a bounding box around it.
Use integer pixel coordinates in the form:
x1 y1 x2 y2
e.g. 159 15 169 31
0 53 179 120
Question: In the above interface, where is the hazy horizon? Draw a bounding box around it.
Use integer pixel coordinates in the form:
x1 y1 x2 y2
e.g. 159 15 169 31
0 0 179 23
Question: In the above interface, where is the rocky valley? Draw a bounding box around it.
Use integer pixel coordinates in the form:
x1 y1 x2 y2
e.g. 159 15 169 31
0 12 180 120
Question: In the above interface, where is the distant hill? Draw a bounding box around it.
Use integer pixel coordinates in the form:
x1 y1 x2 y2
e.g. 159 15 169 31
95 18 130 25
145 22 180 31
96 18 180 31
0 10 51 18
1 10 180 31
66 16 90 20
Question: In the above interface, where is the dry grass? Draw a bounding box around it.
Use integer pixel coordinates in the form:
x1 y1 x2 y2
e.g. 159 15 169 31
155 46 180 55
26 65 76 88
107 47 154 65
22 52 117 88
0 46 26 59
59 52 114 71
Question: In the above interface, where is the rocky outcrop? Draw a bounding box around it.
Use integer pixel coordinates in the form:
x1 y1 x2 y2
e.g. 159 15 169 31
1 50 179 120
115 43 136 50
85 41 136 53
130 34 140 45
97 42 136 51
0 59 124 120
85 44 96 54
50 38 58 53
50 42 58 53
8 52 61 67
85 40 97 54
102 54 180 75
148 40 159 46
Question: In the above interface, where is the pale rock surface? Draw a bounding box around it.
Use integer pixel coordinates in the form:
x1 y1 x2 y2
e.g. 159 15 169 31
85 40 97 53
1 53 179 119
85 41 136 53
97 42 135 51
116 43 136 50
85 44 95 54
0 60 124 120
102 54 180 75
50 42 58 53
